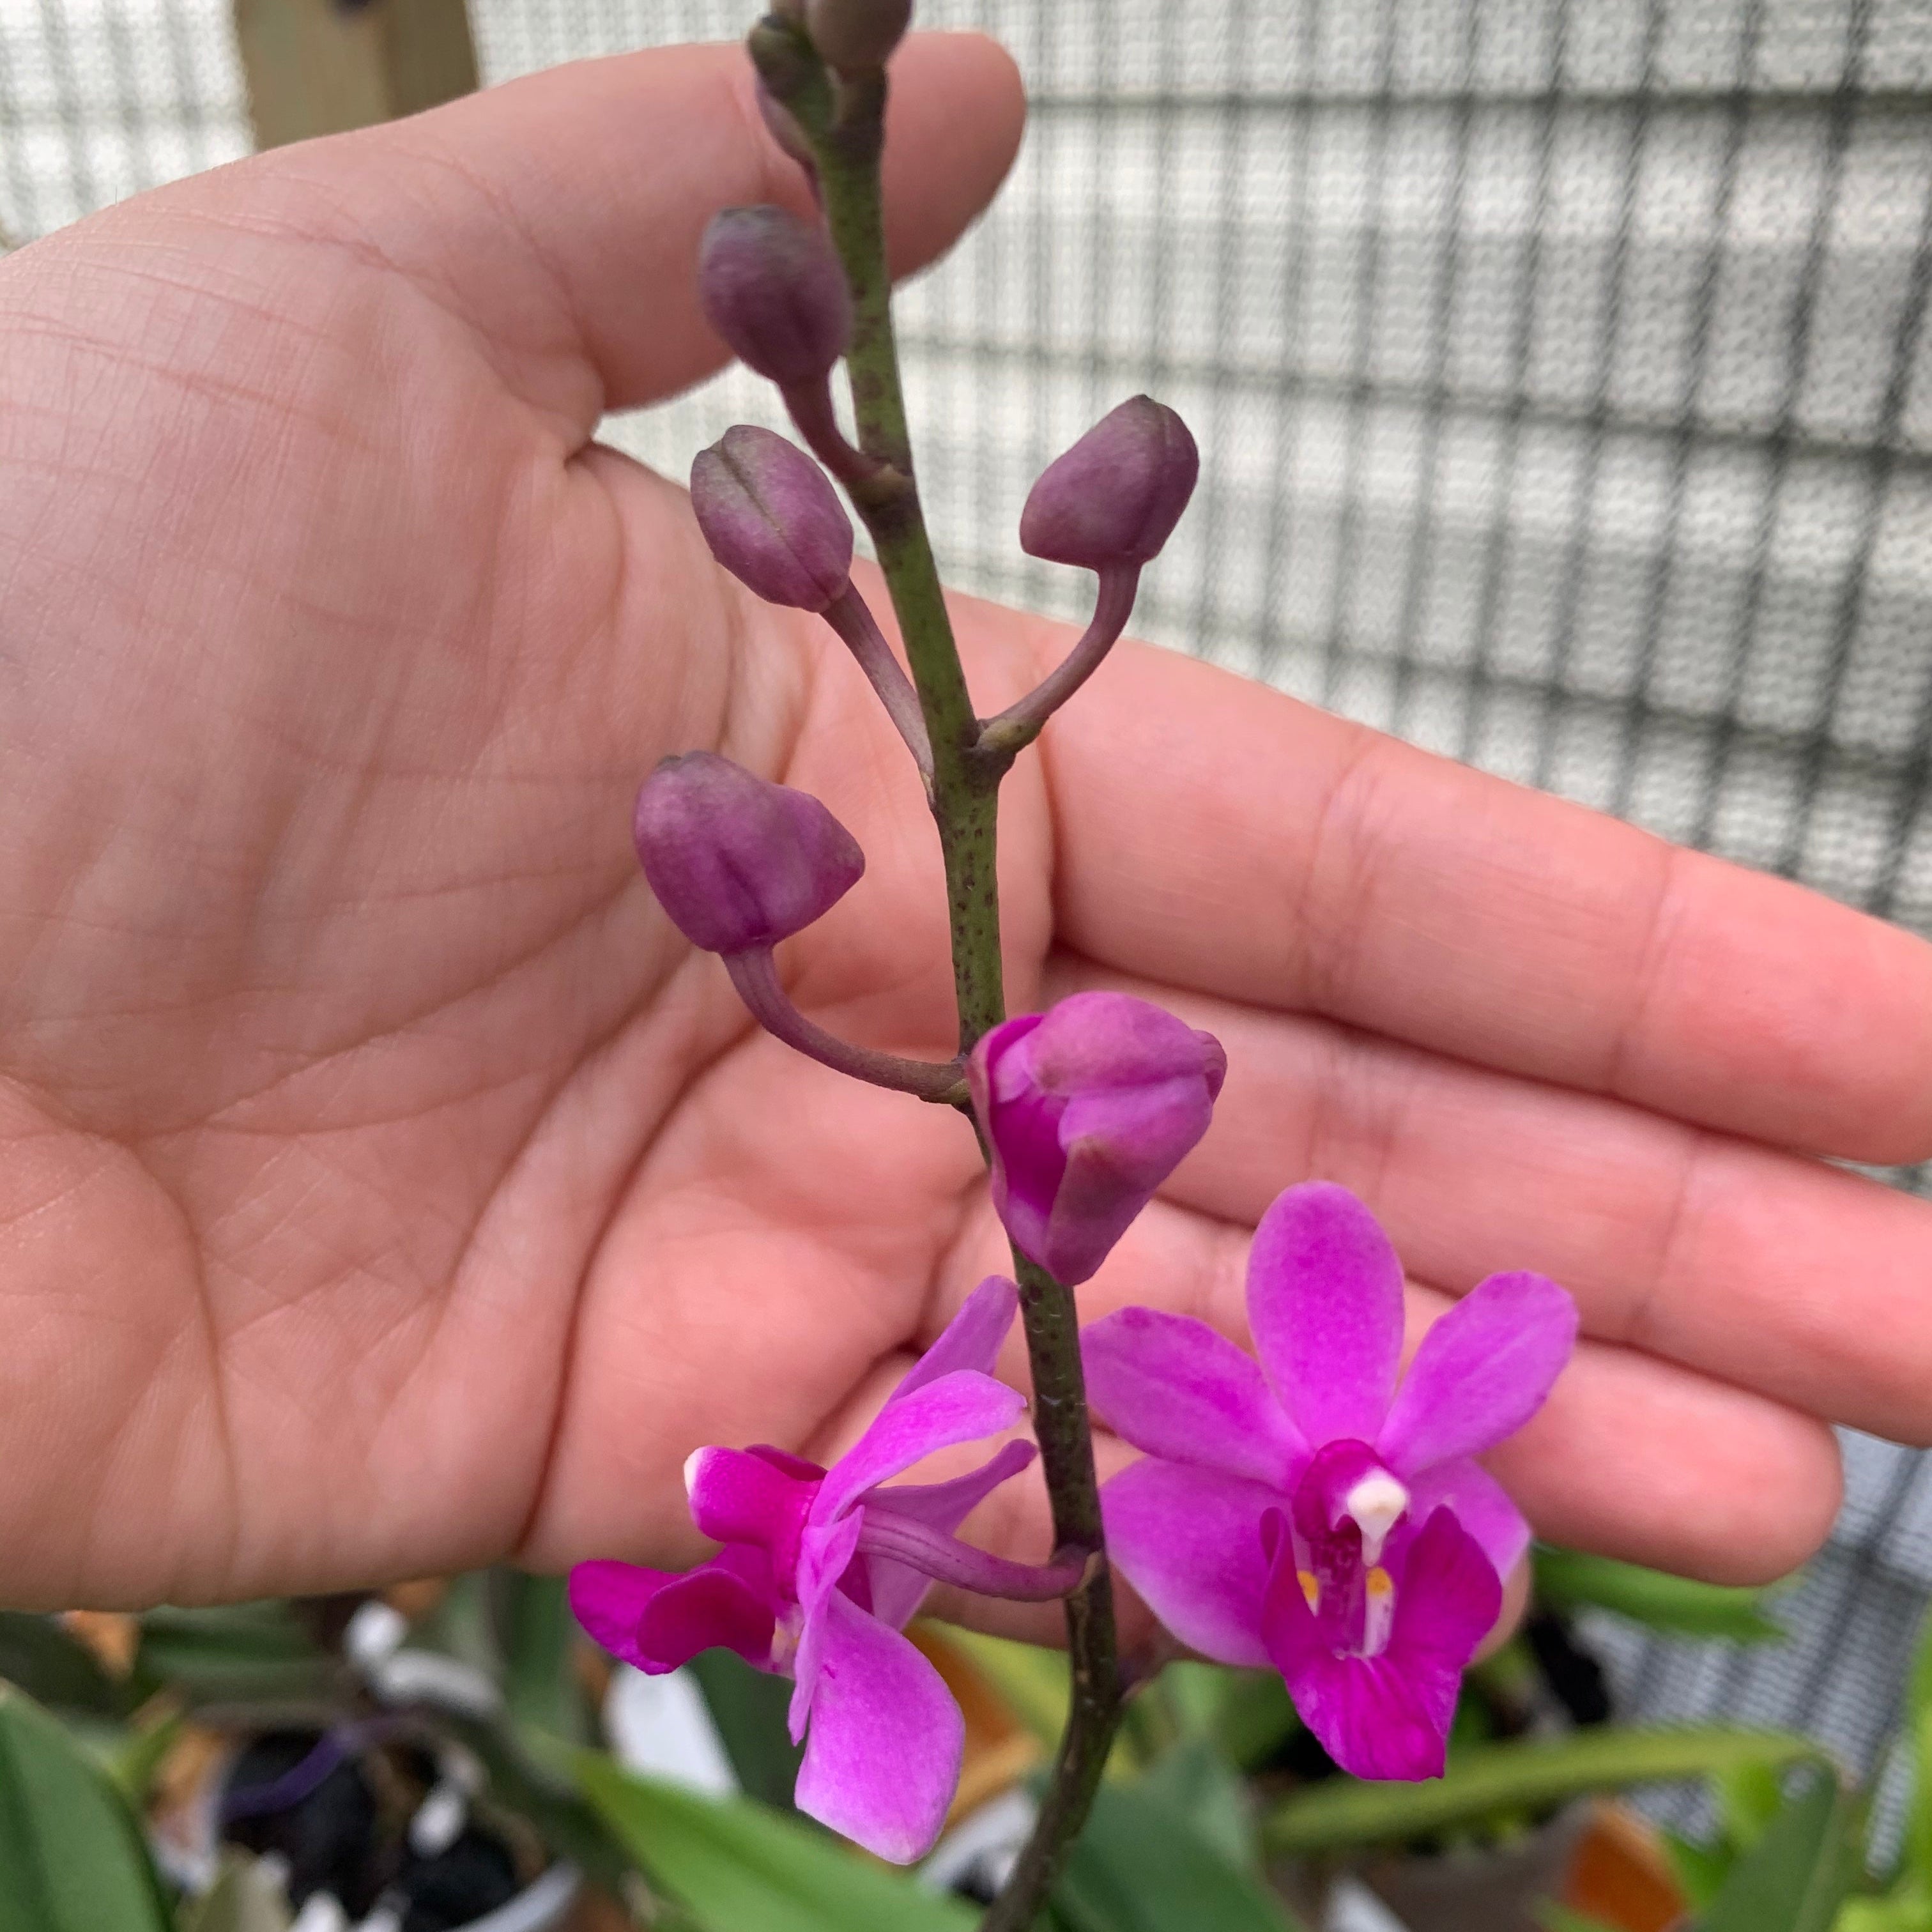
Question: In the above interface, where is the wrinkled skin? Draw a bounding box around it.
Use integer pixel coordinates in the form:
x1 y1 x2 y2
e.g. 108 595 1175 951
3 35 1931 1622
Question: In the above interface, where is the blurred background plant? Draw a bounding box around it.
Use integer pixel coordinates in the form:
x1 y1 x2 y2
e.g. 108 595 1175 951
6 1544 1923 1931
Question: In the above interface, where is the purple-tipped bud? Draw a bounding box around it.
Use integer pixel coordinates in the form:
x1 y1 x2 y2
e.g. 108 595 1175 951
633 751 864 954
806 0 910 69
691 425 854 611
1018 395 1200 571
969 991 1227 1285
698 205 852 388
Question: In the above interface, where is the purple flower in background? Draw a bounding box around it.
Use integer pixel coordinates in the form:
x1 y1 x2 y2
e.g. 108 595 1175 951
571 1278 1068 1862
1084 1182 1577 1780
969 992 1226 1285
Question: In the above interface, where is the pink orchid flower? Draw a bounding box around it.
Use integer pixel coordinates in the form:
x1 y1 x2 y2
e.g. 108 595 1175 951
1084 1181 1578 1780
570 1276 1070 1862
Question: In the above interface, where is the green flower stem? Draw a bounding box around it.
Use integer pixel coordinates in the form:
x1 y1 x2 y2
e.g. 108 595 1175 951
751 17 1124 1917
979 1252 1121 1932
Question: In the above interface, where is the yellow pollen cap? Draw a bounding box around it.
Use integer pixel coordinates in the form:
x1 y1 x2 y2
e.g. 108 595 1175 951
1298 1570 1320 1611
1366 1566 1393 1598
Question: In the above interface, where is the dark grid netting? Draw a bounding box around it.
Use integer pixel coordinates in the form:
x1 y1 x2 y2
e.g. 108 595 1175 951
3 0 1931 1802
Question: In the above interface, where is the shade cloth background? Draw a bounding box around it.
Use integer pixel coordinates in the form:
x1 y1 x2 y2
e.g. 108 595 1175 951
1 0 1928 1816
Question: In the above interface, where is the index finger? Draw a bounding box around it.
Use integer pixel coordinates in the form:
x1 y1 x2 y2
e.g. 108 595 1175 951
1029 632 1932 1165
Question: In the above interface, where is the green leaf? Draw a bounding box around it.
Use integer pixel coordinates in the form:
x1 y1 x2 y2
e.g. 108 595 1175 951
1904 1605 1932 1888
180 1850 295 1932
1696 1772 1862 1932
687 1649 805 1812
494 1570 588 1743
1050 1777 1303 1932
0 1683 173 1932
1137 1738 1260 1873
0 1613 130 1716
578 1754 977 1932
940 1627 1070 1750
133 1602 335 1705
1664 1827 1735 1909
1533 1547 1787 1644
1716 1758 1788 1852
1264 1726 1829 1855
1537 1908 1623 1932
108 1706 185 1805
1836 1897 1932 1932
1158 1662 1301 1772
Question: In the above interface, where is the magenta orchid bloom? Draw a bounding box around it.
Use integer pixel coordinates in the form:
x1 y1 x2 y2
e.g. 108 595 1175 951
1084 1182 1578 1781
569 1276 1071 1862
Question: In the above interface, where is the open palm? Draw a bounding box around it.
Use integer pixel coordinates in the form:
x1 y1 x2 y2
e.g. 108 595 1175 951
3 36 1928 1620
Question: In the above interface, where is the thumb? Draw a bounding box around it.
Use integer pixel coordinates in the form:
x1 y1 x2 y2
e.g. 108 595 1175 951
129 31 1025 427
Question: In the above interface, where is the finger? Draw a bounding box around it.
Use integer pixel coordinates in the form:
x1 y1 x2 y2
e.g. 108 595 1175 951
1034 959 1932 1446
1004 621 1932 1165
119 33 1024 425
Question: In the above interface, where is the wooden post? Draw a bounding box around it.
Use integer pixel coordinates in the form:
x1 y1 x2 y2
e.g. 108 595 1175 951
234 0 480 150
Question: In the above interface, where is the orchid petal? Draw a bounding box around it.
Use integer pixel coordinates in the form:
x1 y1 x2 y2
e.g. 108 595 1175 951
893 1276 1019 1399
788 1512 864 1741
1260 1508 1498 1780
813 1370 1026 1527
568 1560 675 1666
636 1553 783 1675
685 1445 815 1570
1101 1457 1276 1669
793 1590 965 1864
859 1439 1038 1629
1084 1307 1306 1485
1376 1271 1579 1476
1404 1457 1531 1579
1248 1183 1404 1446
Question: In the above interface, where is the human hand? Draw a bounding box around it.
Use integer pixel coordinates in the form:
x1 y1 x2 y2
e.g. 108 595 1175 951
1 34 1926 1619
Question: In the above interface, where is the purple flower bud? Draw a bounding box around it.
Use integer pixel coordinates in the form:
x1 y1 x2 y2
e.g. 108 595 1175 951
633 751 864 954
691 425 854 611
698 205 852 388
806 0 911 70
969 991 1227 1285
1018 395 1200 571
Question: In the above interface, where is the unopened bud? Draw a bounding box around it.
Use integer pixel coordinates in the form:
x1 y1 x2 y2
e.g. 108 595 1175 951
633 751 864 955
691 425 853 611
806 0 910 70
756 81 818 178
698 206 852 388
1018 395 1199 571
969 991 1226 1285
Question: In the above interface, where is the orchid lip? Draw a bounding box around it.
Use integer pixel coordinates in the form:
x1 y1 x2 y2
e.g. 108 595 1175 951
854 1509 1085 1603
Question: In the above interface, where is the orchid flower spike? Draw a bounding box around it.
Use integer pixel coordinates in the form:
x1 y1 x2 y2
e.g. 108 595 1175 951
969 991 1227 1285
571 1279 1078 1862
1084 1183 1579 1781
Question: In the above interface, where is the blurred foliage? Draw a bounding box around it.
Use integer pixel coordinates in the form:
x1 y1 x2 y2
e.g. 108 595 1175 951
0 1682 174 1932
0 1540 1894 1931
1532 1548 1787 1644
